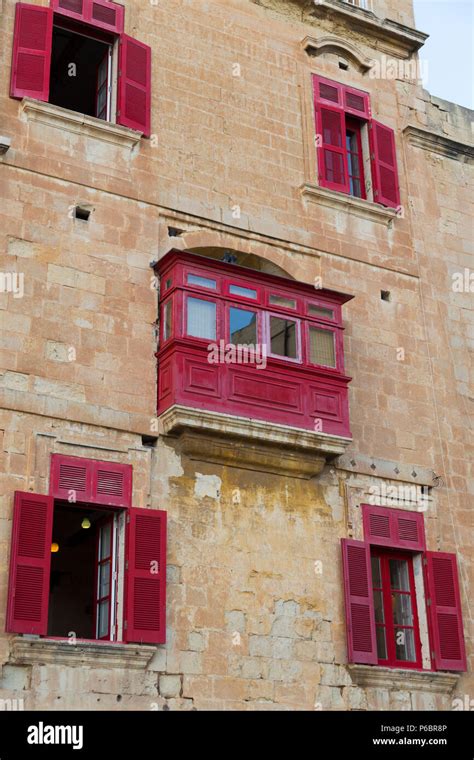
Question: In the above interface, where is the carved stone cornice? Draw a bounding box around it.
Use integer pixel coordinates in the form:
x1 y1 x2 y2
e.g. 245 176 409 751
10 637 156 669
300 183 397 226
308 1 429 58
403 125 474 164
348 664 460 694
301 34 374 73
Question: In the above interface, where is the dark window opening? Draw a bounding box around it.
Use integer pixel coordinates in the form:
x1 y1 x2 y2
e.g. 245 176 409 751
345 119 366 199
48 502 116 640
49 26 111 119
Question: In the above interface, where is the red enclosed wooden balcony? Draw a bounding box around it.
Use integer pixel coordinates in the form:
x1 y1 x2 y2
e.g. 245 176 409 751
155 250 354 474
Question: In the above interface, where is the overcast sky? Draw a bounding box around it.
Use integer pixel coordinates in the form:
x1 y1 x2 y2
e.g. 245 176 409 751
413 0 473 109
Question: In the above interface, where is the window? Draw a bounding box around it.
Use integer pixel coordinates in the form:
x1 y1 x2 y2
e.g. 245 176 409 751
308 304 334 321
186 297 216 340
187 274 217 290
371 551 422 668
10 1 152 136
313 74 400 209
268 315 299 360
229 307 257 345
269 294 296 310
346 0 369 8
341 505 467 672
162 300 173 341
229 284 257 299
6 456 167 645
309 326 336 368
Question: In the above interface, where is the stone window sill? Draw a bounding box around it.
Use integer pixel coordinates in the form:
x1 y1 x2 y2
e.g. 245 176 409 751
301 183 397 226
10 636 156 670
159 404 352 479
20 98 142 150
348 664 460 694
309 1 428 57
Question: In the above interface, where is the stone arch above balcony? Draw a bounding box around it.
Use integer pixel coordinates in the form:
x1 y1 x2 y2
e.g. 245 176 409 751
161 226 322 284
302 35 374 74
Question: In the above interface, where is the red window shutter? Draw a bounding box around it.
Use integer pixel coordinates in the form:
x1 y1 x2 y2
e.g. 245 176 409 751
51 0 124 33
369 120 400 209
50 454 93 502
6 492 54 635
362 504 426 551
425 552 467 672
343 85 370 119
341 539 377 664
124 508 167 644
50 454 132 507
51 0 87 22
313 76 348 193
92 460 132 507
10 3 53 101
117 34 152 136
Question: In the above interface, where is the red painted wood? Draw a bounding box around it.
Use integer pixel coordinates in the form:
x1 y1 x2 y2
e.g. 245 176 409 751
10 3 53 101
124 508 167 644
155 250 353 437
117 34 151 136
341 539 378 664
369 119 401 209
50 454 132 508
50 0 124 33
424 552 467 671
6 492 54 635
362 504 426 552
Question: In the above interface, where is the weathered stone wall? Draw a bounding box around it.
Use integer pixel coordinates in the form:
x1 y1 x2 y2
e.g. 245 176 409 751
0 0 472 710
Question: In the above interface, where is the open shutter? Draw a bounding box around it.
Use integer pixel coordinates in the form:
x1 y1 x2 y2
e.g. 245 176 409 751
124 508 167 644
10 3 53 101
362 504 425 551
117 35 151 136
6 492 53 635
369 120 400 209
425 552 467 671
341 539 377 664
316 105 349 193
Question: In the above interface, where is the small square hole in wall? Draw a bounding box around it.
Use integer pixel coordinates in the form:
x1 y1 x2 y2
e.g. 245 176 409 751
381 290 391 302
74 206 91 222
168 227 184 237
338 59 349 71
141 435 158 448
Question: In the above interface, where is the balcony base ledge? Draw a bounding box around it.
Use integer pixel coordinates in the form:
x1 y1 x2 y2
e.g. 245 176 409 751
348 664 460 694
9 636 156 670
159 405 352 478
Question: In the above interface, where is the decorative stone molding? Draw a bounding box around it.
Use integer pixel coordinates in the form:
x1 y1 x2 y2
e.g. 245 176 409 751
20 99 142 149
159 405 352 478
301 35 374 74
348 664 460 694
300 183 397 226
10 637 156 670
308 1 429 58
403 125 474 164
335 452 437 487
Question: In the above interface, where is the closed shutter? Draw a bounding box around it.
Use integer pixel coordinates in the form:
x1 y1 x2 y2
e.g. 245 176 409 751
50 454 132 507
10 3 53 101
341 539 377 664
124 508 167 644
117 35 152 136
362 504 426 551
6 492 54 635
425 552 467 671
316 105 349 193
344 85 370 119
369 120 400 208
51 0 124 33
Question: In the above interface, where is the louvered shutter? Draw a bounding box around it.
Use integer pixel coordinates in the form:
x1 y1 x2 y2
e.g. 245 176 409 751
10 3 53 101
6 492 54 635
313 76 349 194
117 34 152 136
341 539 377 664
425 552 467 671
124 508 167 644
362 504 425 551
369 120 400 209
343 85 370 119
51 0 124 33
50 454 132 507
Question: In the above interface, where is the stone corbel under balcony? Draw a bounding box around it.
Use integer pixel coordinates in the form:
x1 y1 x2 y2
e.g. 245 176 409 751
20 98 142 150
308 1 429 58
301 183 397 226
348 664 460 694
10 636 156 670
159 405 352 479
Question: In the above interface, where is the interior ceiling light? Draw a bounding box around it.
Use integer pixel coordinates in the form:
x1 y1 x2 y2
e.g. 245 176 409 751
81 518 91 529
51 543 59 553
